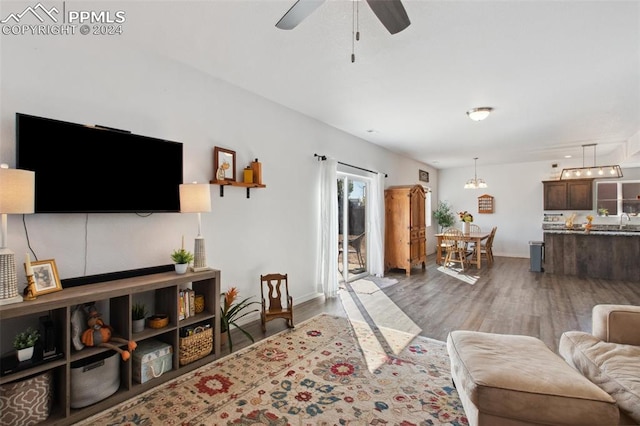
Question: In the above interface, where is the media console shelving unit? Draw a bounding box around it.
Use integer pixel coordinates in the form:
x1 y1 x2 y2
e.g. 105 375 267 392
0 269 221 425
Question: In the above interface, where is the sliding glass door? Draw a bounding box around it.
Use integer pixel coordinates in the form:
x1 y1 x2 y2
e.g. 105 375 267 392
337 173 369 282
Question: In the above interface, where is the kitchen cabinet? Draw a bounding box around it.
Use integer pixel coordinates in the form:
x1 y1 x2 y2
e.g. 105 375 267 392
384 185 427 276
543 180 593 210
0 269 220 425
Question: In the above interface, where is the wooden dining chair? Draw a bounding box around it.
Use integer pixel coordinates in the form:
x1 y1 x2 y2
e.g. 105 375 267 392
260 273 294 332
466 224 482 251
442 228 467 271
473 226 497 266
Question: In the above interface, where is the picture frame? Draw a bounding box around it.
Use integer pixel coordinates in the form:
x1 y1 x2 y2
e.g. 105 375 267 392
213 147 236 182
26 259 62 296
419 169 429 183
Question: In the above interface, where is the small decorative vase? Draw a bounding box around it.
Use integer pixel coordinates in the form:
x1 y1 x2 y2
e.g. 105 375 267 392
175 263 188 275
194 294 205 314
17 346 34 362
132 318 145 333
462 222 470 234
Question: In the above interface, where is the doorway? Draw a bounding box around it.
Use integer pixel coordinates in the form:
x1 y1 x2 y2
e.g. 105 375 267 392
337 173 369 282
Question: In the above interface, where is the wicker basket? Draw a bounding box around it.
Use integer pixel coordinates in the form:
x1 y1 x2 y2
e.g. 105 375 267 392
179 326 212 365
147 314 169 329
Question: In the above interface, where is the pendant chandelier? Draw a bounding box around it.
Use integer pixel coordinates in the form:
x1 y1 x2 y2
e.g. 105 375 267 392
560 144 623 180
464 157 487 189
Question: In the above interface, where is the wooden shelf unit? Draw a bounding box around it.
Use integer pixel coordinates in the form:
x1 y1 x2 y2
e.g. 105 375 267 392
478 194 494 214
0 269 221 426
210 179 266 198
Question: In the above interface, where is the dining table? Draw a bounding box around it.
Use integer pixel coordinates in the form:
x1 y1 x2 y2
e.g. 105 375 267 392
435 231 492 269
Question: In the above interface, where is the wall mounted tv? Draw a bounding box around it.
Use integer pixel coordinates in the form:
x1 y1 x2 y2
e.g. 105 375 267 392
16 113 183 213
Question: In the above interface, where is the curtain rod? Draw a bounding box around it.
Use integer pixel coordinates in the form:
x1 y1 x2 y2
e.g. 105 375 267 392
314 153 388 178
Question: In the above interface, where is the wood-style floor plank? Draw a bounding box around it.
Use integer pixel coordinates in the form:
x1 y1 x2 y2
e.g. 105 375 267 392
229 255 640 354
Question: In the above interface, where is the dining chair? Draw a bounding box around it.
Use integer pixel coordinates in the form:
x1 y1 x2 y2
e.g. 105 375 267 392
260 273 294 332
442 228 467 271
466 224 482 251
473 226 497 266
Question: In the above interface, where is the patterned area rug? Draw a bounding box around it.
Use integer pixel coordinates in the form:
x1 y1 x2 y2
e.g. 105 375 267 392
78 314 468 425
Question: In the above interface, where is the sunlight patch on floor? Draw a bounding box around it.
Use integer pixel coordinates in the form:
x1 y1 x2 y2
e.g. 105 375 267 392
437 266 479 285
338 281 421 372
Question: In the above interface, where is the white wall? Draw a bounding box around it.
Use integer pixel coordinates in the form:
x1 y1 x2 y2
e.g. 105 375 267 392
0 14 437 339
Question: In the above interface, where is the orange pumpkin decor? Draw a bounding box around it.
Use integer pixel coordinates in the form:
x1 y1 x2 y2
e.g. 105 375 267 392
81 305 137 361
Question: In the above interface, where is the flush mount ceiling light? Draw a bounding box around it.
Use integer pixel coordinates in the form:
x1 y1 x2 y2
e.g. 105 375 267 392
560 144 623 180
466 107 493 121
464 157 487 189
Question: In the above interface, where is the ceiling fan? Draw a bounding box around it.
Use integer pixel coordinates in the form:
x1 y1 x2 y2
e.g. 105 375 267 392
276 0 411 35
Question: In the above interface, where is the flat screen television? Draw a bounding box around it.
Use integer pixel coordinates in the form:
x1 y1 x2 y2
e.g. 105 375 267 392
16 113 183 213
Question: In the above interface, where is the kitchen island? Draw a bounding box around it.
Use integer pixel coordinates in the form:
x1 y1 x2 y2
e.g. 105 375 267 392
543 227 640 281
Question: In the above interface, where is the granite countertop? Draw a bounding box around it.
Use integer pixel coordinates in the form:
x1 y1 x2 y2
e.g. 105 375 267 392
542 223 640 236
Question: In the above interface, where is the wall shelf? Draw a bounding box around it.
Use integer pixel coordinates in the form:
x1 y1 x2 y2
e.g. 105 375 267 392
210 180 266 198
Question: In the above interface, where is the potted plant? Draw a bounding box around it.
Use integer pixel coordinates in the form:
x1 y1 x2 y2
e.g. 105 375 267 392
221 287 260 353
132 302 148 333
171 248 194 274
14 327 40 362
434 201 456 232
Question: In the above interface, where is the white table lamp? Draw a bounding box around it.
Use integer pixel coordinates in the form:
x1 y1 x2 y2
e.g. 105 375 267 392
179 182 211 272
0 164 35 305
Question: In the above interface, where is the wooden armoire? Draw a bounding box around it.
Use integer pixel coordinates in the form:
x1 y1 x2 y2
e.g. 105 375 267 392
384 185 427 276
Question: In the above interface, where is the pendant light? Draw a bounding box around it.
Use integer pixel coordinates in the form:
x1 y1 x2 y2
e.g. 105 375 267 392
560 144 623 180
464 157 487 189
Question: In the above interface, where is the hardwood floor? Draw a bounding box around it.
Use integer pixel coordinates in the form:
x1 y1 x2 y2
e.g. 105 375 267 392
229 254 640 354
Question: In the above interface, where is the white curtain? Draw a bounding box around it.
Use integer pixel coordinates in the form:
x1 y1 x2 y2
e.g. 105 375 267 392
368 172 385 276
318 158 338 298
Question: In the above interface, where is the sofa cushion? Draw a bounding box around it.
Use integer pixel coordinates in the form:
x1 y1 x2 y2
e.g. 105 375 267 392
448 331 619 426
560 331 640 423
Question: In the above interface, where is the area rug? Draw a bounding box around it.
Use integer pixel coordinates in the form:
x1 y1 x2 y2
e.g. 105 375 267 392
348 276 399 294
77 314 467 425
366 275 399 290
436 266 479 285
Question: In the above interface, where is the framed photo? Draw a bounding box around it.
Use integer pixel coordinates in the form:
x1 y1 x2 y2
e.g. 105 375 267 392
213 147 236 182
27 259 62 296
419 169 429 183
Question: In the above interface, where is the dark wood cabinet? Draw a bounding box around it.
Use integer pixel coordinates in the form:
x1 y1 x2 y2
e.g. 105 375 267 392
384 185 426 276
543 180 593 210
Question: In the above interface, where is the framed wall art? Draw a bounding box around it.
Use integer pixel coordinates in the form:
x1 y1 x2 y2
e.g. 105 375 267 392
213 147 236 182
28 259 62 295
419 169 429 183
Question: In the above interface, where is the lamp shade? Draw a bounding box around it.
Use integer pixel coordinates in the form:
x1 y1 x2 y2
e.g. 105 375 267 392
0 166 35 214
179 183 211 213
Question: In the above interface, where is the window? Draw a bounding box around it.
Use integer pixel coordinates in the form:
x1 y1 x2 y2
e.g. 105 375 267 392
596 181 640 215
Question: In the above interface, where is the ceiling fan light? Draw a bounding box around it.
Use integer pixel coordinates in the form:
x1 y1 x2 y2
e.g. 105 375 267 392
466 107 493 121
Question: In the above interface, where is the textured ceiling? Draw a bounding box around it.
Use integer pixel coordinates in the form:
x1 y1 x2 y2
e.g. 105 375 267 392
102 1 640 169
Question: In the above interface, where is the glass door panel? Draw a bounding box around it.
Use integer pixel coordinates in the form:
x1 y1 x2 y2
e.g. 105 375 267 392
337 175 368 282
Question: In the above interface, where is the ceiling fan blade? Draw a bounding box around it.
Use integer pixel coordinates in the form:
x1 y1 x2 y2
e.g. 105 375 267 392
365 0 411 34
276 0 326 30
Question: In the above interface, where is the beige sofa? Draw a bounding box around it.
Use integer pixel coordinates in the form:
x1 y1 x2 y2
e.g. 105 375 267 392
446 304 640 426
559 304 640 425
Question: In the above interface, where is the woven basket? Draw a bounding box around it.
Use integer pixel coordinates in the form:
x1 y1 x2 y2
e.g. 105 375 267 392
179 326 212 365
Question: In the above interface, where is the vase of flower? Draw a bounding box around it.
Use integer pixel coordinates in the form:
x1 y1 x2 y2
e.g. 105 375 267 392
462 221 470 234
458 211 473 234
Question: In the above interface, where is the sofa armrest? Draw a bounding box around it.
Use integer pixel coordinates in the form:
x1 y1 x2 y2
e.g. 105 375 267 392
592 304 640 345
